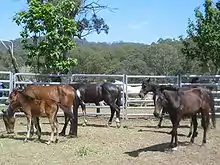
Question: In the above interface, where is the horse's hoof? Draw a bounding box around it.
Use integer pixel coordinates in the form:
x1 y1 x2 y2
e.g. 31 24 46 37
59 132 65 136
82 123 87 127
23 139 28 143
68 134 77 138
171 147 178 151
106 122 112 128
187 133 192 138
45 141 51 145
55 139 59 143
116 122 121 128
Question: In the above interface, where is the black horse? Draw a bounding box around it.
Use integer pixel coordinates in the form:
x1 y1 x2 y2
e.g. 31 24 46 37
153 85 216 150
139 78 178 129
139 77 215 131
66 82 122 128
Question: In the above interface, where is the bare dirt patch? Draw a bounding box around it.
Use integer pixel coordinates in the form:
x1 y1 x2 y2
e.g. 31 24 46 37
0 116 220 165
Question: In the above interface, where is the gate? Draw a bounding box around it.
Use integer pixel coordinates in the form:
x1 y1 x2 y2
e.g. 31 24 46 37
0 71 13 106
180 75 220 114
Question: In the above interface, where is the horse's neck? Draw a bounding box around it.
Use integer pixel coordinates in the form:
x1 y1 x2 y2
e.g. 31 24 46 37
18 92 35 104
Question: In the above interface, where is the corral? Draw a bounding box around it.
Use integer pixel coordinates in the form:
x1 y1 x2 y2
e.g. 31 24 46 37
1 72 220 165
0 115 220 165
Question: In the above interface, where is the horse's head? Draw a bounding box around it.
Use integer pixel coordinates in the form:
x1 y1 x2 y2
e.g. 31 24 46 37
5 89 22 110
139 78 157 99
2 107 16 134
153 90 167 118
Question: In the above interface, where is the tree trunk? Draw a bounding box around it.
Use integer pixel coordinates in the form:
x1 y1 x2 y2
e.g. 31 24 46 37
0 41 23 81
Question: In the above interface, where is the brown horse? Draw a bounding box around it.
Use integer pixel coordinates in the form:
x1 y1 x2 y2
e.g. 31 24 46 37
153 86 216 150
6 89 59 144
4 84 79 137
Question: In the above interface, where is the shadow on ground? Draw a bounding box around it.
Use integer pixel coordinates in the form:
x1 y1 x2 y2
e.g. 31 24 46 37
138 129 188 137
124 141 190 157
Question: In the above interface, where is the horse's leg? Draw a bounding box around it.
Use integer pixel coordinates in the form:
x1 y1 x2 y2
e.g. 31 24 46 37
96 102 100 114
107 106 115 127
190 115 198 143
30 119 35 137
69 105 78 137
170 114 180 150
157 112 164 128
24 114 32 143
46 113 56 145
187 118 193 138
55 117 59 143
33 117 41 141
115 104 121 128
201 110 210 145
81 101 87 127
59 112 70 136
115 106 121 128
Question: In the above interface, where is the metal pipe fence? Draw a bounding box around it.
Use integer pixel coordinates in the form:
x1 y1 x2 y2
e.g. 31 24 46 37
1 72 220 117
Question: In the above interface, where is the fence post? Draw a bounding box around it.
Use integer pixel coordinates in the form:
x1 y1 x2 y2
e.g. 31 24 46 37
9 72 13 92
177 74 182 87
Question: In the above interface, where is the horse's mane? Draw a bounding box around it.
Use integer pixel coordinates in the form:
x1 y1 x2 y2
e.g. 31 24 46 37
159 85 179 92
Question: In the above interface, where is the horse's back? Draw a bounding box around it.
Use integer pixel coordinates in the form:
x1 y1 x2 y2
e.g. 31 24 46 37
23 84 76 106
77 83 102 102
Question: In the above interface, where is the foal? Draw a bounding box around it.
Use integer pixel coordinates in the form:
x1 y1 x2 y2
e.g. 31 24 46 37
8 89 59 144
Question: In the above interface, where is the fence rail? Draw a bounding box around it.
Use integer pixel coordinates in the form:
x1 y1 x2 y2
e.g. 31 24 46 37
1 72 220 117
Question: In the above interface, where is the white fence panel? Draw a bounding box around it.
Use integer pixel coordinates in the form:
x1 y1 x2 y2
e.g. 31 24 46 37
0 71 13 106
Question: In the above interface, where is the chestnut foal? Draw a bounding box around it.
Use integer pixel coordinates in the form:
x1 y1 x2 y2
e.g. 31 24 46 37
8 89 59 144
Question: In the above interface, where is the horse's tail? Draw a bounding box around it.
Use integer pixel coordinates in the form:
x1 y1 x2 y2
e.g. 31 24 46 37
116 86 122 107
209 90 216 128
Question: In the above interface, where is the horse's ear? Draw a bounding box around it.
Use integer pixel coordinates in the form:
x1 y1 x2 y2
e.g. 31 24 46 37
13 87 22 93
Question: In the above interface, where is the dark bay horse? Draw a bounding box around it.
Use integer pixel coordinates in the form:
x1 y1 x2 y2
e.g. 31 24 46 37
70 82 122 128
153 86 216 150
3 84 79 137
138 78 215 137
6 89 59 144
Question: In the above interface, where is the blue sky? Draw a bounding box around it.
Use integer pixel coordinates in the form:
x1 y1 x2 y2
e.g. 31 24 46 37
0 0 215 44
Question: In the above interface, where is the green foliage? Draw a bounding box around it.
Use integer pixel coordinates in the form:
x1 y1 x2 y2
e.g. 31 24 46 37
0 38 203 75
13 0 78 73
182 0 220 74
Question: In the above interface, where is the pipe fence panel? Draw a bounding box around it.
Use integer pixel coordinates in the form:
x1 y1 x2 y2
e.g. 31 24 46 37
0 71 13 106
1 72 220 117
180 75 220 113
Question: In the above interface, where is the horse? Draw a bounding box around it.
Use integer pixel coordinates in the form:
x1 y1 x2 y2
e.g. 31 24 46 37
138 77 215 134
3 84 80 137
114 80 153 107
153 85 216 150
5 89 60 144
139 78 180 129
70 82 122 128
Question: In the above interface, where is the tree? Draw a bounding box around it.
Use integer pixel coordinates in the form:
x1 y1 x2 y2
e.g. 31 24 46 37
181 0 220 74
14 0 79 74
13 0 111 74
25 0 110 39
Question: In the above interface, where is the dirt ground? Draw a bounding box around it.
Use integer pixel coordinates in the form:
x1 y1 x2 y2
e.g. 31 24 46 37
0 115 220 165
